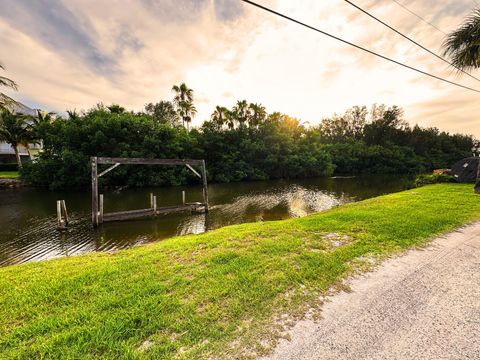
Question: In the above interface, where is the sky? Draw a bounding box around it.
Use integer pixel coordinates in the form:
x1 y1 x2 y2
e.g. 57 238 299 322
0 0 479 137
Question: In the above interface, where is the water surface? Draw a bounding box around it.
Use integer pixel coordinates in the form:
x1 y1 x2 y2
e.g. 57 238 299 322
0 176 413 266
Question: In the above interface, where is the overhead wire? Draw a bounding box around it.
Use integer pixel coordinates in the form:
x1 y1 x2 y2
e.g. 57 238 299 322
389 0 446 35
343 0 480 82
240 0 480 94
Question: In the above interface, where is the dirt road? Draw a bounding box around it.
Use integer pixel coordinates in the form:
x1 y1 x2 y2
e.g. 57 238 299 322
266 222 480 360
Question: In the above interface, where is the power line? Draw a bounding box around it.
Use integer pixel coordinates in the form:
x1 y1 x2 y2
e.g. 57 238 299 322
389 0 446 35
240 0 480 94
343 0 480 83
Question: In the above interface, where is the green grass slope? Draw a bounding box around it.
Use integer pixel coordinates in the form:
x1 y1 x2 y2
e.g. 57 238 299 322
0 184 479 359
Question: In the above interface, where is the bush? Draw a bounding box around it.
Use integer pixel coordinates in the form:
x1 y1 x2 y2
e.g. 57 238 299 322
0 163 18 171
415 173 456 187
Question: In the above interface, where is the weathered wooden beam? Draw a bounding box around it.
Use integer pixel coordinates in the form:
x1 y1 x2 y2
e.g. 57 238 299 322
91 157 99 226
62 200 69 225
96 157 204 166
99 194 104 224
201 160 209 212
102 204 207 222
57 200 68 230
150 193 157 212
57 201 63 229
185 164 201 178
103 208 155 222
98 163 120 177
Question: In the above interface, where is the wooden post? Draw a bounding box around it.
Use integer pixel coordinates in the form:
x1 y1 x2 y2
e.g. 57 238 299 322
150 193 157 214
99 194 104 224
91 157 99 227
62 200 69 225
201 160 209 212
182 190 186 205
57 200 68 230
57 200 63 229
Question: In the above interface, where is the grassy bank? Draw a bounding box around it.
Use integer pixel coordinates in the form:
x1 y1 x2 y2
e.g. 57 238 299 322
0 171 19 179
1 184 479 359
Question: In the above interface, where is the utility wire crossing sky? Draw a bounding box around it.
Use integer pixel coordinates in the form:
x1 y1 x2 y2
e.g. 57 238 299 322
241 0 480 93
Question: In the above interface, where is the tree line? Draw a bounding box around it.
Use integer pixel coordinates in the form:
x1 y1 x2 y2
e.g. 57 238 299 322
2 81 472 190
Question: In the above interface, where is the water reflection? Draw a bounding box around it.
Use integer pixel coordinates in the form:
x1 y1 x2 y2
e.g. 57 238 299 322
0 176 413 266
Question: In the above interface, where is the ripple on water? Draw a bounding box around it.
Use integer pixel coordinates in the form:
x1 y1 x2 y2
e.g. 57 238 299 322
1 178 398 267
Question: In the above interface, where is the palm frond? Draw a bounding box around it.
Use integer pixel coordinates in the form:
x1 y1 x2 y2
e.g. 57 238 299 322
442 9 480 72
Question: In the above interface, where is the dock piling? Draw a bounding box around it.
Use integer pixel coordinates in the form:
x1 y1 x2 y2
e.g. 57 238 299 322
56 200 69 230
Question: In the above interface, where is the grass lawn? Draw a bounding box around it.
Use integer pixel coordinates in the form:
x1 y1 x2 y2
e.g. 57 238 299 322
0 171 19 179
1 184 479 359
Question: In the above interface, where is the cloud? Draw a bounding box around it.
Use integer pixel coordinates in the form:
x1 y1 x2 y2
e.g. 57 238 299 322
0 0 116 74
0 0 479 137
214 0 245 22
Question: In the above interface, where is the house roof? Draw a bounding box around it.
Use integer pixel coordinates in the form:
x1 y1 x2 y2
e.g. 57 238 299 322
0 93 37 116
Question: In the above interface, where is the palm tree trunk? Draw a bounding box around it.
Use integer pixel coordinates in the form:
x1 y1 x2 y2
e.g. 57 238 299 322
13 143 22 169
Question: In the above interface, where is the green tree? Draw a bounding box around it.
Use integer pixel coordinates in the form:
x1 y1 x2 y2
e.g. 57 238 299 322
0 109 33 168
144 100 179 127
443 9 480 71
107 104 126 114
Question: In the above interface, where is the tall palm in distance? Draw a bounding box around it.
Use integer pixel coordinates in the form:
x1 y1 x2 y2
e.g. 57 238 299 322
211 106 230 129
179 101 197 132
248 103 267 128
172 83 195 130
442 9 480 72
232 100 250 128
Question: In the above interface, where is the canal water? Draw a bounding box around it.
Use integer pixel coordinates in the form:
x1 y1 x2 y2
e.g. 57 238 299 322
0 176 413 266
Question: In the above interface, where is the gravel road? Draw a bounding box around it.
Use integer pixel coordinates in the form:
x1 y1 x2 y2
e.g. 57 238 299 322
265 222 480 360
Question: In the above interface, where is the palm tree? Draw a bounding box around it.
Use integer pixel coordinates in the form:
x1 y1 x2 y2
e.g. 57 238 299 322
0 109 33 168
67 110 80 121
210 106 229 129
248 103 266 127
173 100 197 132
442 9 480 71
35 110 56 125
226 109 236 129
0 63 17 91
107 104 125 114
232 100 250 128
172 83 195 130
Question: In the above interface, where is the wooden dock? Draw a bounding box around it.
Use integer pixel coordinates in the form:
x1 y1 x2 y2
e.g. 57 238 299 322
102 203 206 223
91 157 209 226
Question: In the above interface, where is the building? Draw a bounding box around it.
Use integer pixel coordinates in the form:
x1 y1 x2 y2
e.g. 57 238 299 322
0 93 42 163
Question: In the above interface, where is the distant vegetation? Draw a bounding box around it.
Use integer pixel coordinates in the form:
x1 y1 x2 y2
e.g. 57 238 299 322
18 83 475 190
